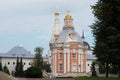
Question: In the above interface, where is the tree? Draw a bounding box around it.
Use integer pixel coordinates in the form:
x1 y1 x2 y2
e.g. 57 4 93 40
0 63 2 71
26 47 44 78
15 57 24 77
109 64 118 74
19 57 23 77
91 0 120 78
91 62 97 77
33 47 44 69
15 57 19 77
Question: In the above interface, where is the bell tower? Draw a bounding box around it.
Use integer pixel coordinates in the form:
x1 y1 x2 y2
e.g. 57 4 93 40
54 10 60 40
50 10 60 43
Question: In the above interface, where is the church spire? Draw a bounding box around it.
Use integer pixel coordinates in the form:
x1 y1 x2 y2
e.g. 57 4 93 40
82 30 85 39
82 30 85 41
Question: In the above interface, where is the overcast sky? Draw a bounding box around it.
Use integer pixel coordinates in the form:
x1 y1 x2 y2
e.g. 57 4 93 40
0 0 97 56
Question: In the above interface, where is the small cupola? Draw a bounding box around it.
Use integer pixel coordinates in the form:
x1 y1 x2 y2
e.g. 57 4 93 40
65 11 72 19
63 10 74 30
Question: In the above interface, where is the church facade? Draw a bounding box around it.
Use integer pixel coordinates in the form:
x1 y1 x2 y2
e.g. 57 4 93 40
48 10 96 77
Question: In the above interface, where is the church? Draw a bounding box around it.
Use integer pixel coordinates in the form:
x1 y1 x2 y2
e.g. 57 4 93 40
48 10 97 77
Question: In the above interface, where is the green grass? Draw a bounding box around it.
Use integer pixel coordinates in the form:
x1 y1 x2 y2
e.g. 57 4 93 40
75 76 120 80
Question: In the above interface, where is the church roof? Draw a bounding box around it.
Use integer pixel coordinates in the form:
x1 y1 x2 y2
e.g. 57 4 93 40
86 54 96 60
83 41 91 50
56 28 83 44
0 46 34 58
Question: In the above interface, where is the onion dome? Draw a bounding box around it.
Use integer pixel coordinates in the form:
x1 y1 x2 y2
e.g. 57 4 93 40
55 10 59 15
65 11 72 19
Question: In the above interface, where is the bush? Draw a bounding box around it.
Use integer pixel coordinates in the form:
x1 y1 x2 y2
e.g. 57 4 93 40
109 65 118 74
24 67 43 78
43 63 51 73
3 69 10 75
3 65 10 75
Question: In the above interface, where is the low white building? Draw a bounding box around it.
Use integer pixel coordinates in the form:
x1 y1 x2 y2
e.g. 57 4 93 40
0 46 48 75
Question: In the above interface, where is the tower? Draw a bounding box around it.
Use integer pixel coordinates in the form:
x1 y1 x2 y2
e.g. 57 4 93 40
50 10 60 43
54 10 60 35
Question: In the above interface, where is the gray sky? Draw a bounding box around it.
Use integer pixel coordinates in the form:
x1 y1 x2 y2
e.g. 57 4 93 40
0 0 97 56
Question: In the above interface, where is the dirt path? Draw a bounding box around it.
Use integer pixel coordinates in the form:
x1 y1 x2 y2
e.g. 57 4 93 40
18 78 75 80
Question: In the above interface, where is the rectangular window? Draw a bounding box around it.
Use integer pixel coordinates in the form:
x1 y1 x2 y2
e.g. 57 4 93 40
59 63 63 71
72 53 76 59
59 53 62 59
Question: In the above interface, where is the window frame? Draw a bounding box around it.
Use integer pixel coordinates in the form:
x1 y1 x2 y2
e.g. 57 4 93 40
72 53 76 59
59 63 63 71
59 52 63 59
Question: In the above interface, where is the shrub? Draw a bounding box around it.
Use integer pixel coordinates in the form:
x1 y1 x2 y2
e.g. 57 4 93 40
3 65 10 75
24 66 42 78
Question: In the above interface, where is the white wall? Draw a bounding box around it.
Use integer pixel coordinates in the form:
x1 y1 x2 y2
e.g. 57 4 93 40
1 57 33 74
86 60 93 73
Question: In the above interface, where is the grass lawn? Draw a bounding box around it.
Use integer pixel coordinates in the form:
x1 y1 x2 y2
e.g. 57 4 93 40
75 76 120 80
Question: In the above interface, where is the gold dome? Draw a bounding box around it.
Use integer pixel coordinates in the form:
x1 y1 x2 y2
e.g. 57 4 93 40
65 11 72 19
55 10 59 15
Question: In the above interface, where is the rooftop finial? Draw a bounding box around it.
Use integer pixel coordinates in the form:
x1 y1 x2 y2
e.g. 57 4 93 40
65 1 72 19
55 6 59 15
82 30 85 39
65 10 72 19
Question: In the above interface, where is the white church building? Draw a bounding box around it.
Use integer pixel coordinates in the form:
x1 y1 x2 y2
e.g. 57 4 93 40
48 10 97 77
